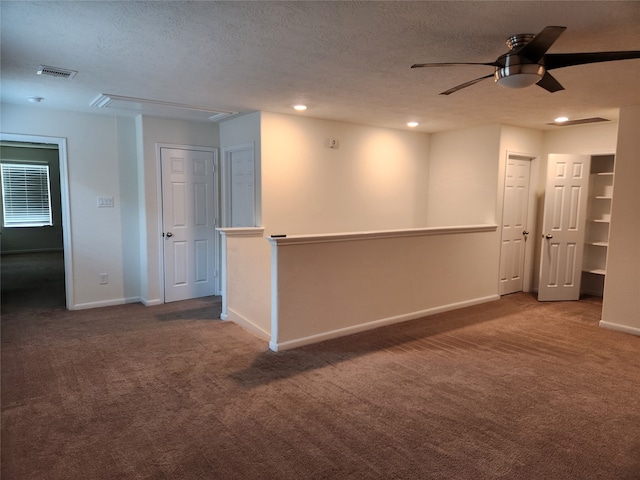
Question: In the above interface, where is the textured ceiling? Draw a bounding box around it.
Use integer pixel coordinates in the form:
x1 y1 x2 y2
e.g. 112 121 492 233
1 1 639 132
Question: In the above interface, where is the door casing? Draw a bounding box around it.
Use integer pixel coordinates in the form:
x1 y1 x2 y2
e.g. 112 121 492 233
0 132 73 308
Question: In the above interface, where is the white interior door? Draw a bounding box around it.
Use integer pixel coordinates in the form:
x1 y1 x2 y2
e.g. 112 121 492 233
161 148 217 303
230 147 255 227
499 157 531 295
538 154 590 301
222 143 256 227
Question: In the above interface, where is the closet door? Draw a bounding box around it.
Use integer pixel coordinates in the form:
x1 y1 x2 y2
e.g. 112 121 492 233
538 154 590 301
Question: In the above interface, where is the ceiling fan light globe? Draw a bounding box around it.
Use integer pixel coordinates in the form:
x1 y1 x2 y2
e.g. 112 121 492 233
495 63 545 89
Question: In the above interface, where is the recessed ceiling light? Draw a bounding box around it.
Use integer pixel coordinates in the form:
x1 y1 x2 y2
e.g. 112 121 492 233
554 116 569 123
293 105 307 111
28 96 45 103
407 122 419 128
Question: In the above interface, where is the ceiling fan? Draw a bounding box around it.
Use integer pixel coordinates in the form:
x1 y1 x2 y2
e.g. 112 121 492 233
411 26 640 95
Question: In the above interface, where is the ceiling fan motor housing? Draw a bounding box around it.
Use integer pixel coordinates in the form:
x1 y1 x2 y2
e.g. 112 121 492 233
494 55 546 88
495 33 545 88
506 34 535 50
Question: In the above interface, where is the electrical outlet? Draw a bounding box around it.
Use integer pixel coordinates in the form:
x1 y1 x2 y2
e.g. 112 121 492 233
99 273 108 285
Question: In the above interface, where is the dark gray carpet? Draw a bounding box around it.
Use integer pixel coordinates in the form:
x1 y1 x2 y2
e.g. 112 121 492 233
2 289 639 479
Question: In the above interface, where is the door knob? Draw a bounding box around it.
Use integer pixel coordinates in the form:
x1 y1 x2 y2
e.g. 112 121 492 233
166 232 173 238
544 233 553 239
523 230 529 236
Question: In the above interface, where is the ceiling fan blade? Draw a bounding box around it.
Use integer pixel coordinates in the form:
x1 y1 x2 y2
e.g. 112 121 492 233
516 26 567 63
440 74 494 95
536 72 564 92
544 51 640 70
411 62 498 69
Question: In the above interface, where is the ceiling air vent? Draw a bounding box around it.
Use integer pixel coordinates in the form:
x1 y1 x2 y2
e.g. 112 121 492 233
37 65 77 79
208 112 235 121
547 117 610 127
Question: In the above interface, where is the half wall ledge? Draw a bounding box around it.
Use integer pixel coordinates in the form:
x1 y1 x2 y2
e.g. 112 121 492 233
266 224 498 246
268 224 499 351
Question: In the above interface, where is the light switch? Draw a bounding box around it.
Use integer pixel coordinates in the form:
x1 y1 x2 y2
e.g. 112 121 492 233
97 196 114 208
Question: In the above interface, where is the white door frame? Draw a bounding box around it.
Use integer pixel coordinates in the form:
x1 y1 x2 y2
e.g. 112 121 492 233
498 151 539 294
156 143 220 299
0 132 74 308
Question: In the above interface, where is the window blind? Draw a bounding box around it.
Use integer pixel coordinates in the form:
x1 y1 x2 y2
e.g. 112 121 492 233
1 163 53 227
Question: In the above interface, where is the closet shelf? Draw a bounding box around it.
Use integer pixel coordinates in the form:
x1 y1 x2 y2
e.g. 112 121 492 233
583 268 606 275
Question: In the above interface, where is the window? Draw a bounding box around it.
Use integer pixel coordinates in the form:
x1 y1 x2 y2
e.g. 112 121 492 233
1 163 53 227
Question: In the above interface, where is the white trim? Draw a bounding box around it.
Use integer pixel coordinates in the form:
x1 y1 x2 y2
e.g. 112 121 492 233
141 298 163 307
227 307 270 341
217 227 265 237
71 296 141 311
599 320 640 336
266 224 497 246
0 133 74 309
269 294 500 351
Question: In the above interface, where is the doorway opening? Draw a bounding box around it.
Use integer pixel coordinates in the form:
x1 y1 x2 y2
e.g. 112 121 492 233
0 133 73 310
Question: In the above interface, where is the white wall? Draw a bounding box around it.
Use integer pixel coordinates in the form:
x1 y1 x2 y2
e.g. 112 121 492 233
219 112 263 228
1 105 220 308
270 226 499 350
220 229 271 338
260 112 431 235
136 115 219 305
542 122 618 157
220 112 261 149
1 104 137 308
427 125 502 226
601 106 640 333
116 117 140 300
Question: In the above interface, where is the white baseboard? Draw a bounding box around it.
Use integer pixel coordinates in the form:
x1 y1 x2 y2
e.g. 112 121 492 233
599 320 640 336
227 308 270 341
71 296 141 310
270 294 500 352
141 298 163 307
